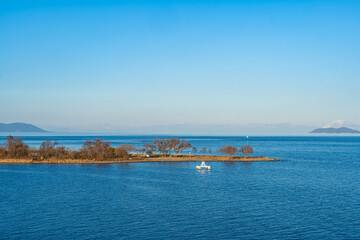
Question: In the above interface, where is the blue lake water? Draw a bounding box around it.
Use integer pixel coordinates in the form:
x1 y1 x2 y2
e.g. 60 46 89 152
1 135 360 239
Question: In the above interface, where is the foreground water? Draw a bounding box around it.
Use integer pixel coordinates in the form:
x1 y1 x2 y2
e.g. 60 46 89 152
1 136 360 239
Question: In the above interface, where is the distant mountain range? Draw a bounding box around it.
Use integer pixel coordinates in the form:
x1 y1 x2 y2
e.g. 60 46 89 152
0 123 47 132
2 122 359 134
43 122 313 134
310 127 360 134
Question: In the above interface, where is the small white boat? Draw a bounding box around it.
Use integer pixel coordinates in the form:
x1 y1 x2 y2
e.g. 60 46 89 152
196 161 211 170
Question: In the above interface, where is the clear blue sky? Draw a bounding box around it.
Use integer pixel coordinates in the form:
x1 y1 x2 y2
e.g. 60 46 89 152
1 0 359 131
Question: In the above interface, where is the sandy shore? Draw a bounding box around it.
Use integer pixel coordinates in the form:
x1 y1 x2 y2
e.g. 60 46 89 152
0 155 279 164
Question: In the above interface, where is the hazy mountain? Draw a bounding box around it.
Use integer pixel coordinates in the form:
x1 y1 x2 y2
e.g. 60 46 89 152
44 122 313 135
0 123 47 132
310 127 360 134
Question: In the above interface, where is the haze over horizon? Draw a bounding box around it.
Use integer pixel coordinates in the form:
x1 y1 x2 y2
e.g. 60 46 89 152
1 0 360 133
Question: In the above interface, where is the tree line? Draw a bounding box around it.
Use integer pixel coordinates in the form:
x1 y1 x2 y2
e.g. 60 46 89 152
0 136 253 161
0 136 137 161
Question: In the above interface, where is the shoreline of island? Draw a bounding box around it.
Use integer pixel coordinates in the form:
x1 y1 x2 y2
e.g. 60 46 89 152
0 155 279 164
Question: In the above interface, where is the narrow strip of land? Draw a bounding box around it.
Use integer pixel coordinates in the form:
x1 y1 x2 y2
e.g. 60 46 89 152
0 155 279 164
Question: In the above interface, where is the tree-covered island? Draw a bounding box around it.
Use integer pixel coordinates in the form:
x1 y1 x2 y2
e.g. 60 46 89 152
0 136 279 164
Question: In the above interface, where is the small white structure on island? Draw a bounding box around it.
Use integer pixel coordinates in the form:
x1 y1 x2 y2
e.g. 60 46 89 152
196 161 211 170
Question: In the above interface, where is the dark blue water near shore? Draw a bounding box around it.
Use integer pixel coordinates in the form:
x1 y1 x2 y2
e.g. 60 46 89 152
1 136 360 239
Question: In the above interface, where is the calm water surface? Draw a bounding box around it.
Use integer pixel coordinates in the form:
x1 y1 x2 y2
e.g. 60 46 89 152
1 136 360 239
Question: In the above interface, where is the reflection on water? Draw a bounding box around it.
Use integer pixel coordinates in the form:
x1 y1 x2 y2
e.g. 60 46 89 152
240 161 253 166
115 163 133 168
196 170 211 176
223 161 237 166
155 161 191 167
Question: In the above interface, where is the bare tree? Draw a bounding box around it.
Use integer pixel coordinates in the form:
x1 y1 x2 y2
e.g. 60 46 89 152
119 144 137 153
80 139 115 160
115 145 131 159
54 146 69 159
218 145 238 159
200 147 207 154
192 147 197 155
153 138 169 156
143 143 157 155
6 136 29 158
0 135 202 161
69 150 82 159
173 140 192 156
39 140 57 159
167 138 179 156
0 144 6 158
240 145 254 158
140 148 146 154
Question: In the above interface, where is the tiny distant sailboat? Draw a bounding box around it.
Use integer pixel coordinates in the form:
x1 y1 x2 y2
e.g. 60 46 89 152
196 161 211 170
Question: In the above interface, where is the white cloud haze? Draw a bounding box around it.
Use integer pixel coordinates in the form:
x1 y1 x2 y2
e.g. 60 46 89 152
323 120 345 128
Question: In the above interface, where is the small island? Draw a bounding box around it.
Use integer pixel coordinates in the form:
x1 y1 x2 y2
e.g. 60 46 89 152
310 127 360 134
0 122 47 132
0 136 279 164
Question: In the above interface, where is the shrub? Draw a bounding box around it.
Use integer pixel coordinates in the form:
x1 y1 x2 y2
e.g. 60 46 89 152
70 150 82 159
54 146 70 159
0 145 7 158
39 140 57 159
115 145 130 160
6 136 29 158
80 139 115 160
